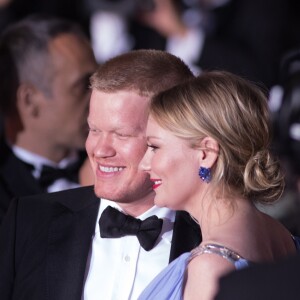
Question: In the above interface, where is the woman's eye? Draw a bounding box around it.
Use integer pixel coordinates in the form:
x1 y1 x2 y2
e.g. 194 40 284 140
147 144 159 152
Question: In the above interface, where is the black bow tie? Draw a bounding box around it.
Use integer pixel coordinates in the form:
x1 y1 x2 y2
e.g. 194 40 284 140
38 161 81 188
99 206 163 251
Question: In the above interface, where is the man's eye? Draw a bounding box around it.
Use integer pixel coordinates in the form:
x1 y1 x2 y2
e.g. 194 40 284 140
117 132 131 138
88 128 99 133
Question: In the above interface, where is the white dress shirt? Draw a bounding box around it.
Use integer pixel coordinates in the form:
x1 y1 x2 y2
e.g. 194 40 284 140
82 199 176 300
12 145 80 192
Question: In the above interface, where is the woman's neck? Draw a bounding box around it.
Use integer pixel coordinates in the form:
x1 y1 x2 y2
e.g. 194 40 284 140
194 194 257 243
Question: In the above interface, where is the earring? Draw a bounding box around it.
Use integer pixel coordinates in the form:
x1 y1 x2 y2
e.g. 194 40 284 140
198 167 211 183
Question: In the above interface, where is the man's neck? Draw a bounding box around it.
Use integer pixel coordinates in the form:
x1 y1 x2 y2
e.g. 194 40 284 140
15 135 70 163
113 195 156 218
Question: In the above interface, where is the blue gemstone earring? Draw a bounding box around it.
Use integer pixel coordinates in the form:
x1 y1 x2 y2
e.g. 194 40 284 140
198 167 212 183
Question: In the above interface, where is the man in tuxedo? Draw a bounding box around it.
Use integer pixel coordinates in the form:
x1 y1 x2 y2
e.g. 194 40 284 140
0 49 201 299
0 14 97 222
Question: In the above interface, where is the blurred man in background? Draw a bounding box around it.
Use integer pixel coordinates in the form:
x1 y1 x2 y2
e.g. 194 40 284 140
0 14 97 223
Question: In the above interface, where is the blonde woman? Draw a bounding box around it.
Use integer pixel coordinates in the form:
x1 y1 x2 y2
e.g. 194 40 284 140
139 71 300 300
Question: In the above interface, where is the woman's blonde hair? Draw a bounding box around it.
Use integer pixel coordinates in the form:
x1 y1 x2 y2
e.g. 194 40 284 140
150 71 284 204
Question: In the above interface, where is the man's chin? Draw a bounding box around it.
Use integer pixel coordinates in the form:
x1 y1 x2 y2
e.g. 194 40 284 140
93 184 117 201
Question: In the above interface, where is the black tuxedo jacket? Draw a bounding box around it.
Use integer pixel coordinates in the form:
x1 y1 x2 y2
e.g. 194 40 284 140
0 137 86 224
0 186 201 300
0 138 44 223
215 253 300 300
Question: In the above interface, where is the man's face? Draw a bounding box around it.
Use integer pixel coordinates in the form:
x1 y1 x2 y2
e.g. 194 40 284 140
86 90 155 209
38 34 97 152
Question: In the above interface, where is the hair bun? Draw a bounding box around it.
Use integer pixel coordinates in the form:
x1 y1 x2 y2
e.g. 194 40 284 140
244 150 284 204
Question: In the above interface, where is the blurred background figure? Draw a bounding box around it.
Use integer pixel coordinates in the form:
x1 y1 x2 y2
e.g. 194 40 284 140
79 155 94 186
0 14 97 223
0 0 90 35
87 0 299 87
258 48 300 236
1 0 299 87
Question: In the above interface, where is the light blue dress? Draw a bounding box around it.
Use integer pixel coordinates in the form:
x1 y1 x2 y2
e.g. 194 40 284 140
138 237 300 300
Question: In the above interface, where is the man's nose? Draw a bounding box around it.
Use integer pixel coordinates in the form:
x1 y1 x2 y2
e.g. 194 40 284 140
93 134 116 158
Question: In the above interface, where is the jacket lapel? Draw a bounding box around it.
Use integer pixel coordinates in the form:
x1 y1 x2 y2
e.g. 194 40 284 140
46 187 99 300
0 140 43 197
169 211 201 262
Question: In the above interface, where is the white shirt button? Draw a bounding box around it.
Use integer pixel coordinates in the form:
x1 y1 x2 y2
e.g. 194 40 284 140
124 255 130 262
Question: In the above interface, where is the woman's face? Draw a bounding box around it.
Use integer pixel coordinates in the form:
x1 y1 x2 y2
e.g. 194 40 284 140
139 117 202 210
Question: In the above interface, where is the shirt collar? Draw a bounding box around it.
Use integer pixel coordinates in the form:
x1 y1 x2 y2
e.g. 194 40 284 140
12 145 79 177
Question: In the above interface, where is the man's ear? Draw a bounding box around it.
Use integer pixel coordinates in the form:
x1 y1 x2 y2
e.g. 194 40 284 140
16 83 40 118
197 136 219 168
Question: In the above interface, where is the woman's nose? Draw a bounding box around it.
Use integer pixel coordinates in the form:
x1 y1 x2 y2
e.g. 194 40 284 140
139 148 152 171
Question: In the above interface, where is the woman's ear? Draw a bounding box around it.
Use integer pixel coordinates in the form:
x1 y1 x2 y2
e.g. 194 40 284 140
16 83 40 119
197 136 219 168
